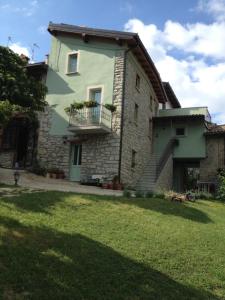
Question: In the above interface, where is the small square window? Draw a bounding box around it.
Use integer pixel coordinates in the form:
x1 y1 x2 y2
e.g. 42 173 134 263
134 103 139 124
136 74 140 90
131 150 137 168
176 128 185 136
67 53 78 73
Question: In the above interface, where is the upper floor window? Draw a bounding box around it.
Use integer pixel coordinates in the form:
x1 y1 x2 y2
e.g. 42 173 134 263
131 150 137 168
135 74 140 91
67 52 78 74
176 127 185 136
88 86 103 105
134 103 139 124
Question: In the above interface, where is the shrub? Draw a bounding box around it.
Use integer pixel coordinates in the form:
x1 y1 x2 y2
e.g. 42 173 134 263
217 175 225 201
195 192 214 200
135 191 144 198
145 191 154 198
123 189 131 198
154 193 165 199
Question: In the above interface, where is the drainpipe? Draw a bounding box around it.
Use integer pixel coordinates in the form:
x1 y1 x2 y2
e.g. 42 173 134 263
118 42 138 183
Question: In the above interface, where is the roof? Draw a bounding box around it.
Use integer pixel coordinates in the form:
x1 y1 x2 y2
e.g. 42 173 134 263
163 82 181 108
27 61 48 69
153 114 205 121
48 22 167 103
26 61 48 80
205 123 225 136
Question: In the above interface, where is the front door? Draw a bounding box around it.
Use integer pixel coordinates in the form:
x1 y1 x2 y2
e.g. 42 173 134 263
70 144 82 181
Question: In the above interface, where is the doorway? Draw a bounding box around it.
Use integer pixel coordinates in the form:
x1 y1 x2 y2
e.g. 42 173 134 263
70 144 82 181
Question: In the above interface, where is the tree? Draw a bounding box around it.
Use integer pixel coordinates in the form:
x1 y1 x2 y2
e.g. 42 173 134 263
0 46 47 125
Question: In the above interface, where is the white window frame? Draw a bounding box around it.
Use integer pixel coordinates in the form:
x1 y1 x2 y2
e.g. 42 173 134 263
66 51 79 74
86 85 104 105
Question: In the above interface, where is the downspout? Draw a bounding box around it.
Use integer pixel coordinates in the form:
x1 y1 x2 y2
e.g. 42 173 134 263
118 42 138 183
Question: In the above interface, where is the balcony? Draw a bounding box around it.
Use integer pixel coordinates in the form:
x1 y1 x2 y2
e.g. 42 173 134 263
158 107 211 122
68 105 112 134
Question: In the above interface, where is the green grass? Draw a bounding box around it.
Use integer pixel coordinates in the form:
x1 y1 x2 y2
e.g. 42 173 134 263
0 191 224 299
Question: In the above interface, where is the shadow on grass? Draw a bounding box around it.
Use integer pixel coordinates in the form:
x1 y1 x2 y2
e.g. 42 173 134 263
0 216 219 300
0 190 213 223
82 195 213 224
0 191 68 214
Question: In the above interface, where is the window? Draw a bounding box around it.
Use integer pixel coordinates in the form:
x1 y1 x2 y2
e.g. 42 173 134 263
73 144 82 165
150 95 153 111
131 150 137 168
149 118 153 138
134 103 139 124
135 74 140 90
176 128 185 136
67 52 78 74
89 88 102 104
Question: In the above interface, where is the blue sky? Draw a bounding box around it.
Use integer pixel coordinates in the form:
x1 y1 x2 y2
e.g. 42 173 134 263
1 0 225 123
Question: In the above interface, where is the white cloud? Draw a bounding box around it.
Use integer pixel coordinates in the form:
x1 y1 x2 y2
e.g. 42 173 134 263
0 0 38 16
124 18 225 124
9 43 30 58
196 0 225 21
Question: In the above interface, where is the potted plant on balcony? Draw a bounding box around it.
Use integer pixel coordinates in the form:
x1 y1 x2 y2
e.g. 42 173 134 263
65 102 84 114
84 100 98 108
104 104 117 113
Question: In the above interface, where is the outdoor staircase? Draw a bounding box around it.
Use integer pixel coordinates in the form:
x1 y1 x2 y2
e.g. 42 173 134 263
136 154 160 192
136 138 179 193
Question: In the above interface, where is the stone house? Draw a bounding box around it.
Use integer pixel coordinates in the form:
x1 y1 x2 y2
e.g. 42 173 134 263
37 22 172 187
1 22 224 192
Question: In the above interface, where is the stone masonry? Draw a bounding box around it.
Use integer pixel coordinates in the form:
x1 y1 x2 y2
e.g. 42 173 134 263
37 108 70 177
120 52 158 187
200 136 225 181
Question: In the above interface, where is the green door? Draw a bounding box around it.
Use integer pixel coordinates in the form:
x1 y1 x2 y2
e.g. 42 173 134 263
70 144 82 181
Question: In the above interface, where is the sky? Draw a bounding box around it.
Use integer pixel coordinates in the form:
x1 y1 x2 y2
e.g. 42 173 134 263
1 0 225 123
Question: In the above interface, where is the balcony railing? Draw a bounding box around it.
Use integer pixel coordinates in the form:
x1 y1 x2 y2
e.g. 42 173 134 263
68 105 112 134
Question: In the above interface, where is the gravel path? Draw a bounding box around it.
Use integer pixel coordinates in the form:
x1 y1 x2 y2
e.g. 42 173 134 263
0 168 123 197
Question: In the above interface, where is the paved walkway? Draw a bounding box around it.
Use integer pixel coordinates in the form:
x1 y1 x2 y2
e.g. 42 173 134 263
0 168 123 196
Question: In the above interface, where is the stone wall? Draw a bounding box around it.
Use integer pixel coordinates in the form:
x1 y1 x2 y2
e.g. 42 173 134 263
80 51 125 181
200 136 225 181
155 155 173 192
0 151 14 168
120 52 158 187
37 108 71 177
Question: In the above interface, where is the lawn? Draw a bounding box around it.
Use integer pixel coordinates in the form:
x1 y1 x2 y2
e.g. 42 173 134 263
0 190 224 299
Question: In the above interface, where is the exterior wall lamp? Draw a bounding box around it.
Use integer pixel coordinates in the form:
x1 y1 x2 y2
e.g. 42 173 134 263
62 136 68 144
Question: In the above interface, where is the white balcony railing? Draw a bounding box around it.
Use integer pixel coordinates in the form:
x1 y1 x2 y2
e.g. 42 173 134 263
68 105 112 133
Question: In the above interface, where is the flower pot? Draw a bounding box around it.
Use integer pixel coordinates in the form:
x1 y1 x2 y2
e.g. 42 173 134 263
107 183 113 189
102 183 108 189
